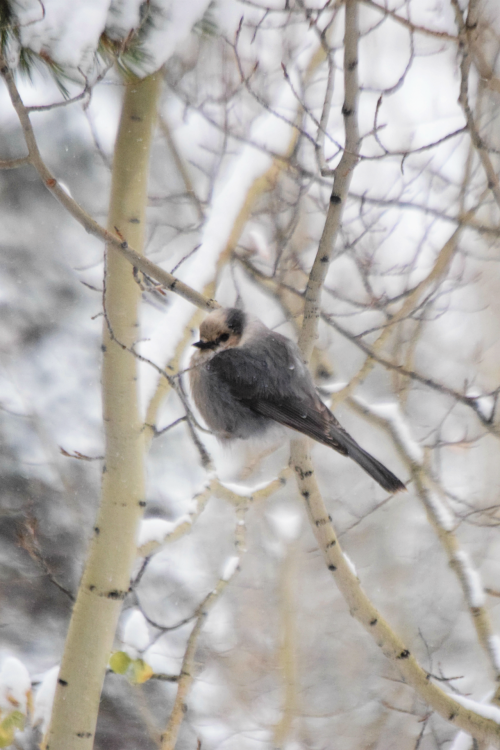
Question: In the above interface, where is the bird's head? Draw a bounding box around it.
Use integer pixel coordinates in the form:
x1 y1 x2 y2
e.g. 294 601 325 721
192 308 246 354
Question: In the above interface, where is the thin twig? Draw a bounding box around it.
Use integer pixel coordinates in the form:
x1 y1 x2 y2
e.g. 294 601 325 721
236 252 500 434
451 0 500 210
360 0 457 41
288 0 500 742
17 519 75 603
160 517 245 750
0 155 30 169
0 54 217 313
348 396 500 697
290 438 500 745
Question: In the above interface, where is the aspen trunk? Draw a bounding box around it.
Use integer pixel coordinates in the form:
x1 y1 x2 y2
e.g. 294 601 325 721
46 72 160 750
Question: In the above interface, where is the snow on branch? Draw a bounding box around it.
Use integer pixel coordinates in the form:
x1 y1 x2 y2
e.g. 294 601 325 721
136 480 214 559
347 393 500 689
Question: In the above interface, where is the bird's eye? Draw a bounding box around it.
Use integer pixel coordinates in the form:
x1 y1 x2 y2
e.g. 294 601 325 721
219 333 230 342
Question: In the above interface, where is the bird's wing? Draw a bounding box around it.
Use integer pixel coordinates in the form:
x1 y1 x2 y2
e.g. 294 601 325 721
253 395 348 455
208 343 349 455
209 341 405 492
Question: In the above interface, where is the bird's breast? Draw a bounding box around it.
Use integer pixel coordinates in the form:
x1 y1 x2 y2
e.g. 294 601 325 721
189 353 271 441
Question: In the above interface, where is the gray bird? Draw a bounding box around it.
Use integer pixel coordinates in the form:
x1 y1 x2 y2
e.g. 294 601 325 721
190 307 405 493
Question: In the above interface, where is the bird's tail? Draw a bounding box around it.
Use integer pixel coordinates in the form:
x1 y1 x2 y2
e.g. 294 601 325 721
341 435 405 493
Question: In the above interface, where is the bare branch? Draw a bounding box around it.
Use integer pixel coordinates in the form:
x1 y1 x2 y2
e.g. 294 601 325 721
0 54 217 313
348 396 500 696
160 518 245 750
360 0 457 41
236 253 499 434
452 0 500 211
0 155 30 169
290 438 500 745
298 0 360 363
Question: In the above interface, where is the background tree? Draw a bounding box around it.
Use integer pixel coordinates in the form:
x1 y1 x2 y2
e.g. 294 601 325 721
1 0 500 748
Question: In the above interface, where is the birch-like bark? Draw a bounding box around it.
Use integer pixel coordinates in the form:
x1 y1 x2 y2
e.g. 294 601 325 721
347 397 500 700
290 441 500 745
298 0 360 363
291 1 500 743
46 73 160 750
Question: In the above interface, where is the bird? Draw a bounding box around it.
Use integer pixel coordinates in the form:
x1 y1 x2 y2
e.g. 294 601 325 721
189 307 405 493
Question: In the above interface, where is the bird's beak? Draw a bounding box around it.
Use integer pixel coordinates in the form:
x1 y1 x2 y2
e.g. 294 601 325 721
193 339 214 350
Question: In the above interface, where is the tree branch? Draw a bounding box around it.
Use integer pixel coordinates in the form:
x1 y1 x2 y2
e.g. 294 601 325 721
348 396 500 699
0 54 217 314
298 0 360 363
290 439 500 746
290 1 500 743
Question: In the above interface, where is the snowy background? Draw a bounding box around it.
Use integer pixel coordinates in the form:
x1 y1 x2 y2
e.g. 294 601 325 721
1 0 500 748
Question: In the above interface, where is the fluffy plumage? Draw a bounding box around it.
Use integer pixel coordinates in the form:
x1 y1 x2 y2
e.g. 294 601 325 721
190 308 405 493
